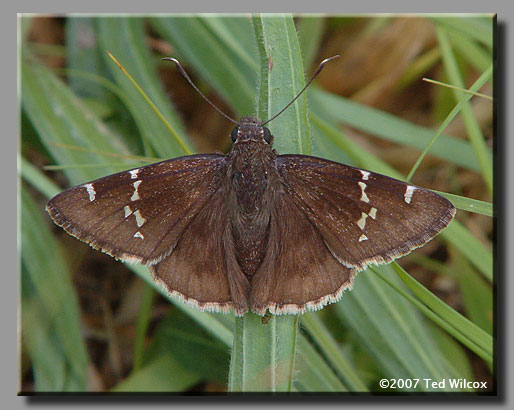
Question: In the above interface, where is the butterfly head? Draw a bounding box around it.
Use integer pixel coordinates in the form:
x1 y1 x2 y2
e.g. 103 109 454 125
230 115 273 146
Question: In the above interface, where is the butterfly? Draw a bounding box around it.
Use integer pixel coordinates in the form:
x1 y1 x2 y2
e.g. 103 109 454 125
46 57 455 317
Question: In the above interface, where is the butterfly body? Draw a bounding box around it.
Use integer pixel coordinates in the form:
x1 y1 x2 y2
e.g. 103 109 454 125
47 116 455 317
227 116 279 280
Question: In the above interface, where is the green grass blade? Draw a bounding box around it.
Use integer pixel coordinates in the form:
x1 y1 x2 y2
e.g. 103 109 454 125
65 18 112 101
257 14 312 155
301 313 368 391
21 275 67 391
297 16 326 72
396 47 441 91
431 16 494 49
150 15 258 116
112 355 201 392
446 28 492 73
406 64 493 181
390 263 492 361
334 263 469 391
436 191 492 217
96 17 191 157
309 88 487 173
21 187 89 391
429 323 475 381
116 309 231 391
19 154 60 198
105 50 192 156
200 16 259 73
228 14 308 392
294 336 348 392
21 48 134 185
441 220 493 282
229 313 299 392
311 113 402 177
422 78 492 100
435 25 493 195
132 284 156 371
372 265 489 373
451 248 493 334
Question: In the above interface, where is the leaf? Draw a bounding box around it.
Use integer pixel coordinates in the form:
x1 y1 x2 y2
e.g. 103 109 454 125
96 17 191 157
309 88 490 173
431 16 494 49
150 15 258 116
21 48 134 185
228 14 308 392
301 313 368 391
112 355 200 392
334 264 468 391
441 220 492 283
435 25 493 194
389 263 492 363
21 187 89 391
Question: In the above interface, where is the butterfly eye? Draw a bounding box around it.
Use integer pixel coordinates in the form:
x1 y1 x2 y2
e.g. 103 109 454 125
230 127 239 142
263 127 272 144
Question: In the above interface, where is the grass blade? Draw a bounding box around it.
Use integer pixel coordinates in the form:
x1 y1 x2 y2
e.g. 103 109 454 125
390 263 492 362
301 313 368 391
435 25 493 195
150 15 258 116
334 263 469 391
406 64 493 181
441 220 493 282
96 17 191 157
21 187 89 391
309 88 487 173
228 14 308 392
431 16 494 49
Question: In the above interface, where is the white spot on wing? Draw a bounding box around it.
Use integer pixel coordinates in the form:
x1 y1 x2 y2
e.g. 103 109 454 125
129 169 140 179
134 209 146 227
357 212 368 230
360 170 370 180
134 231 144 239
131 180 142 201
359 234 368 242
358 182 370 203
124 205 133 218
84 183 96 201
369 207 377 219
404 185 416 204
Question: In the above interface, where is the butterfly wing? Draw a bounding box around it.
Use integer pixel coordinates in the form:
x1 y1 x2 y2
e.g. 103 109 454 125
276 155 456 270
249 190 356 315
250 154 455 315
151 186 250 315
46 154 227 265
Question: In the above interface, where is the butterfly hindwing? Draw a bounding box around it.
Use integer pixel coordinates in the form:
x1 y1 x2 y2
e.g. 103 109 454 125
151 185 251 315
46 154 227 265
250 191 356 315
277 154 455 270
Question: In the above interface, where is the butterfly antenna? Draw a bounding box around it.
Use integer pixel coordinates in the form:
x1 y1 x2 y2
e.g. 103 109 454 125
262 55 340 126
162 57 239 125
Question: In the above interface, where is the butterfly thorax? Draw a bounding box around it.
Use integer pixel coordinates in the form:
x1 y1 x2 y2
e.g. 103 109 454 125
227 117 279 278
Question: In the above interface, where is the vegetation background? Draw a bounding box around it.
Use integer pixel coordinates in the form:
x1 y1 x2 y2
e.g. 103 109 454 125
19 14 493 393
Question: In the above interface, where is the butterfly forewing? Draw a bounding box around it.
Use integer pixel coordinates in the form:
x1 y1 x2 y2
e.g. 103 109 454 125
277 155 455 270
46 154 226 265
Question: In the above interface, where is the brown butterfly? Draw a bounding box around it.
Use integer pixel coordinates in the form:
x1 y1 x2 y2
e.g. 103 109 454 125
46 57 455 316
